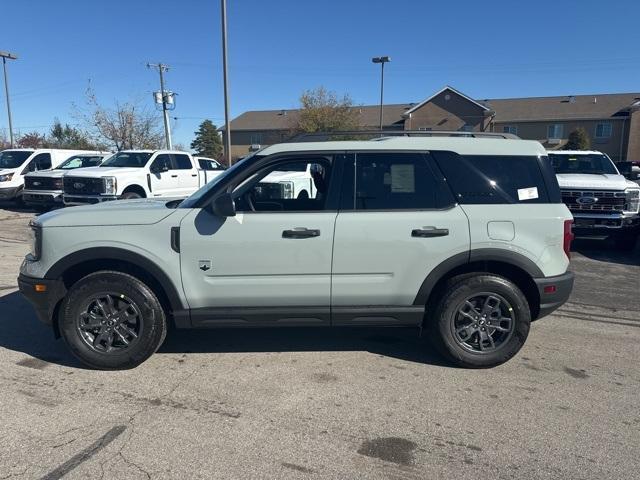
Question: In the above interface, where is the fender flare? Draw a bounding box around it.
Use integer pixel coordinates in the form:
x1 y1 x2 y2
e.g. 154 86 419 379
45 247 186 313
413 248 544 305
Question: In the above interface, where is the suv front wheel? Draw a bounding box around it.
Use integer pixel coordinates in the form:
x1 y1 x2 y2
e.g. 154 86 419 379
59 271 167 370
428 274 531 368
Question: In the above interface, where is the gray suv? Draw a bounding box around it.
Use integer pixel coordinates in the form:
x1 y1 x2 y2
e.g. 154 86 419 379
19 135 574 370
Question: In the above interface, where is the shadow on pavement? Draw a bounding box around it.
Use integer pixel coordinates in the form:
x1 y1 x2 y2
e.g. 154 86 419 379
572 238 640 267
0 290 79 368
0 201 39 214
0 290 447 368
159 326 447 367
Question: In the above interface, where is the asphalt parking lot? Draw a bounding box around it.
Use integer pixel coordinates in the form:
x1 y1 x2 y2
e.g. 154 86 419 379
0 204 639 480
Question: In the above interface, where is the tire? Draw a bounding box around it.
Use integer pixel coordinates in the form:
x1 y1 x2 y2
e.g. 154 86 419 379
613 232 637 251
427 274 531 368
59 271 167 370
297 190 309 200
120 191 142 200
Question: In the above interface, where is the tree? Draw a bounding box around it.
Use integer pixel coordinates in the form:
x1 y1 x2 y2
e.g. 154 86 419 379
564 128 591 150
75 86 164 150
48 119 99 150
17 132 47 148
295 86 359 134
190 120 223 158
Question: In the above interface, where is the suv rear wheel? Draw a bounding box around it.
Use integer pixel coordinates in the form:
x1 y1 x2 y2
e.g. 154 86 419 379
428 274 531 368
59 271 167 370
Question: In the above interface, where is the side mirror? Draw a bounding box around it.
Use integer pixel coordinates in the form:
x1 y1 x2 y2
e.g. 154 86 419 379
210 192 236 217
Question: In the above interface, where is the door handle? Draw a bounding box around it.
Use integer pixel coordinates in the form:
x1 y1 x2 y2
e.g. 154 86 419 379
171 174 178 178
191 174 198 177
412 227 449 238
282 227 320 239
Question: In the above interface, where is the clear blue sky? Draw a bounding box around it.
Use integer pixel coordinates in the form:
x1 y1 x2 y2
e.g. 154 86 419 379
2 0 639 148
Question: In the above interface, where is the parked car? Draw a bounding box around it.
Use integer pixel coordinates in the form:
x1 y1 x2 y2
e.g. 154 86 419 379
549 150 640 250
19 135 574 370
22 152 111 210
62 150 218 205
0 149 104 203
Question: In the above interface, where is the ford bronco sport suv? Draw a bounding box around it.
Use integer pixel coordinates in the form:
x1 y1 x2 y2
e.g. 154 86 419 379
19 134 574 370
549 150 640 250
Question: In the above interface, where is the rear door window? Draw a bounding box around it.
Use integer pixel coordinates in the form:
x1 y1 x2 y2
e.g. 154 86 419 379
340 152 454 210
432 151 551 204
172 154 193 170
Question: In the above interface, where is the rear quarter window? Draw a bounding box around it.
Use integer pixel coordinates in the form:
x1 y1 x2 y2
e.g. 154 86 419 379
432 151 554 204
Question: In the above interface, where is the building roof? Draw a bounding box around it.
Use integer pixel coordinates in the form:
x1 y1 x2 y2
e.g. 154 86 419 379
403 86 490 115
226 103 413 131
483 92 640 122
227 89 640 131
259 136 546 157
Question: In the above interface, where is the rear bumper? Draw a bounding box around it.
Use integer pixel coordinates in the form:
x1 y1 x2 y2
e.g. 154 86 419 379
17 274 67 326
534 271 574 319
0 186 21 200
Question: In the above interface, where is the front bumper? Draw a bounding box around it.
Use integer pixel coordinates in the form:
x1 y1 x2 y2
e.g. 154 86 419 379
0 186 21 200
534 271 574 319
572 213 640 238
63 194 118 206
22 190 63 206
17 274 67 326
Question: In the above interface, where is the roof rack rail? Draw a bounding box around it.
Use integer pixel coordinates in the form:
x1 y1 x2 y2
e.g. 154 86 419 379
286 130 519 142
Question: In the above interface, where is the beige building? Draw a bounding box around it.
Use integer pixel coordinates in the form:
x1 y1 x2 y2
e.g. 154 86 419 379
223 86 640 162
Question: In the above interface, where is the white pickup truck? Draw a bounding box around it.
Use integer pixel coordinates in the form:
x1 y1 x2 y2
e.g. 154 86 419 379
63 150 224 205
549 150 640 249
254 161 319 201
0 148 105 203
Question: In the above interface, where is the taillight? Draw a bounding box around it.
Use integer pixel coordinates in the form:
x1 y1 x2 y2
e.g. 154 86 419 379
563 220 574 259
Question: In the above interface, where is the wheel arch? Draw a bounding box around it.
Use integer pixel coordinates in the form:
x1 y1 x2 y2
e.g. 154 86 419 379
45 247 188 332
121 184 147 198
415 249 542 321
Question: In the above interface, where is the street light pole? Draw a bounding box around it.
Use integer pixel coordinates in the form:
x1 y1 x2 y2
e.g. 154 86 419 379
0 51 18 147
371 56 390 131
220 0 232 165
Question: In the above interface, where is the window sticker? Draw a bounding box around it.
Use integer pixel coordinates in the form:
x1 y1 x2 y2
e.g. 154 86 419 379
517 187 539 201
390 164 415 193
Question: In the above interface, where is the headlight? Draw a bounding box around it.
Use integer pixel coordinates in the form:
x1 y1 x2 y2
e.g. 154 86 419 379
27 221 42 261
624 188 640 214
52 178 63 189
281 182 293 199
103 176 117 194
0 173 14 182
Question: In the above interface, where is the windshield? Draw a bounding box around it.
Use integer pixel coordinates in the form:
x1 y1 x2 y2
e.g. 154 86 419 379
0 150 33 169
180 154 260 208
57 155 106 170
550 153 618 175
101 152 152 168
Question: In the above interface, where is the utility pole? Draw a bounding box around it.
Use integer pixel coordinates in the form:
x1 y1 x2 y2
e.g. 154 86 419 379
371 56 390 131
220 0 232 165
0 51 17 147
147 63 173 149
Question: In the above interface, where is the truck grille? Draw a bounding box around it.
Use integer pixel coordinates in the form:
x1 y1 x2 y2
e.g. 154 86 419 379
561 190 626 213
24 176 59 191
63 177 105 195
